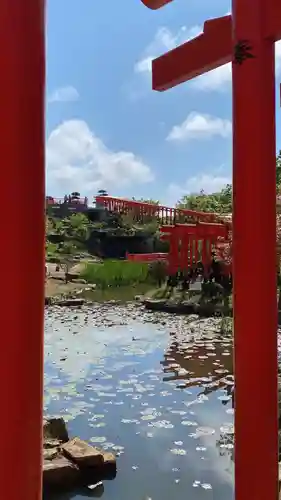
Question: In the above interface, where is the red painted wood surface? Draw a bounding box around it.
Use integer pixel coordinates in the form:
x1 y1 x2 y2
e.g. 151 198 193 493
160 223 230 273
0 0 46 499
153 16 232 91
232 2 278 499
140 0 172 8
126 252 168 262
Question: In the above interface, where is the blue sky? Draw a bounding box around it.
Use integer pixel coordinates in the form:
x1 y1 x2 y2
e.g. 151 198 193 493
46 0 281 206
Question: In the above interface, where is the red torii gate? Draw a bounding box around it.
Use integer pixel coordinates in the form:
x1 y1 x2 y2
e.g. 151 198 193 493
142 1 280 500
0 1 280 499
161 223 229 274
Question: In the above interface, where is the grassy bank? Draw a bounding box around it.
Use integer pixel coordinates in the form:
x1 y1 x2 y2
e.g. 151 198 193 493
81 260 153 288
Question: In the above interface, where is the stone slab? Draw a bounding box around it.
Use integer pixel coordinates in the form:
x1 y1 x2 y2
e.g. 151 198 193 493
62 438 104 468
43 454 79 488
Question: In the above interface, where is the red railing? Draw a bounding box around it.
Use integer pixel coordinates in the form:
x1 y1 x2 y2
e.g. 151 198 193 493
95 195 225 225
126 252 168 262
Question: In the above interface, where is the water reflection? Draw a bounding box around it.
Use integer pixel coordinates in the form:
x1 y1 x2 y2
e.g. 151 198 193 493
44 486 104 500
162 332 234 398
45 306 234 500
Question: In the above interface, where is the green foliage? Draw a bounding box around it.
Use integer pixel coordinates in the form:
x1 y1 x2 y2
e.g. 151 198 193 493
142 220 159 235
132 197 159 205
52 213 92 241
81 260 153 288
46 235 79 263
46 213 93 263
177 184 232 214
57 240 78 256
46 241 58 255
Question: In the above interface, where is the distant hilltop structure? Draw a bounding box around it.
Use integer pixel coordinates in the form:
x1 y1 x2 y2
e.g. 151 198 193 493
45 190 109 220
45 190 109 209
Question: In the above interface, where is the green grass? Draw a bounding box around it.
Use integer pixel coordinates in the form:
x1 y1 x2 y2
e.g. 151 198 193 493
81 260 153 288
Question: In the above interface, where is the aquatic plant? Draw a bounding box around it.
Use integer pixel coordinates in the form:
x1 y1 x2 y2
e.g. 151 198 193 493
81 260 155 288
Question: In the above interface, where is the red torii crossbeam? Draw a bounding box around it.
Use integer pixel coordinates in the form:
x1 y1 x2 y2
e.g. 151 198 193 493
142 1 280 500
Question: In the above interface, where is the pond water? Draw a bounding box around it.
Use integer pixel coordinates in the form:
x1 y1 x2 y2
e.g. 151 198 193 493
44 302 234 500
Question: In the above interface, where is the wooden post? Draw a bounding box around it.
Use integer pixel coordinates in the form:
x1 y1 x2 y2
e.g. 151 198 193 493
232 1 278 499
0 1 45 498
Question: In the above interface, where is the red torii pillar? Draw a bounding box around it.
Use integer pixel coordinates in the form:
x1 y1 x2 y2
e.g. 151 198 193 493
141 1 280 500
0 1 46 499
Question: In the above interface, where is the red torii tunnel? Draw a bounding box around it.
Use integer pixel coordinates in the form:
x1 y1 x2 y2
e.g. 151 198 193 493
142 1 281 500
160 223 230 274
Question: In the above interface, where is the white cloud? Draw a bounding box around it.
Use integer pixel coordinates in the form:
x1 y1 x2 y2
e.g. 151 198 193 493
167 112 232 142
167 173 231 206
192 64 232 92
135 25 202 75
48 86 80 103
46 120 154 195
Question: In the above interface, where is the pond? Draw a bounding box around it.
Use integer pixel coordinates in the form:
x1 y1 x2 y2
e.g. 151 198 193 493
44 302 234 500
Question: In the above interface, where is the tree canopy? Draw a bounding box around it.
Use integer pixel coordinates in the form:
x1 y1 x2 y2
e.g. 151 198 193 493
177 151 281 214
132 197 159 205
177 184 232 214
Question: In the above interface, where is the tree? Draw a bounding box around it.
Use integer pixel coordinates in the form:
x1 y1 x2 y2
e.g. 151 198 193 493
50 213 92 242
177 184 232 214
178 152 281 214
71 191 80 201
65 213 91 241
97 189 108 197
132 197 159 205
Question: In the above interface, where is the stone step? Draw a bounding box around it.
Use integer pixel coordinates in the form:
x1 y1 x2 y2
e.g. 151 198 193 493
43 418 116 492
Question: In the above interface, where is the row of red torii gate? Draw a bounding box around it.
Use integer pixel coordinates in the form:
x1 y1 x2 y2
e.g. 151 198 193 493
95 195 232 275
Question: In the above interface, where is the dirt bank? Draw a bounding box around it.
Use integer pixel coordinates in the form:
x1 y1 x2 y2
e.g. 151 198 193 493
45 278 86 298
45 261 89 299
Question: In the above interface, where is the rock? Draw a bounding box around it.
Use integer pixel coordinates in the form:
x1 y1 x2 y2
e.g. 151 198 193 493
42 419 117 491
101 451 116 467
44 438 61 449
43 417 69 443
62 438 104 468
72 279 87 284
65 272 80 281
43 454 80 488
55 298 85 307
91 450 117 480
44 448 59 461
